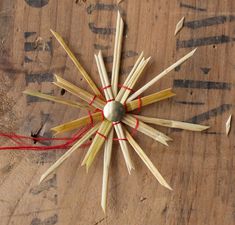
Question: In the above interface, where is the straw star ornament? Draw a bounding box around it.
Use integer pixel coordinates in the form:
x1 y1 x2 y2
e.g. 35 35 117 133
24 12 209 212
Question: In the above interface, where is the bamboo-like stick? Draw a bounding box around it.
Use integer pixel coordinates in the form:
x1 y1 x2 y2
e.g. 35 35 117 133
101 128 113 213
174 17 185 36
50 29 103 97
111 11 124 96
23 90 91 109
125 129 172 190
126 88 175 112
116 52 144 102
122 115 171 146
96 51 134 173
120 57 150 104
113 123 134 173
51 112 103 134
135 115 210 131
95 51 114 101
127 48 197 102
40 123 100 183
226 114 232 136
82 120 112 169
53 74 106 109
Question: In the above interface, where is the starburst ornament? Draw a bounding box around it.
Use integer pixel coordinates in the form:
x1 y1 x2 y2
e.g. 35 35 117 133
24 12 209 212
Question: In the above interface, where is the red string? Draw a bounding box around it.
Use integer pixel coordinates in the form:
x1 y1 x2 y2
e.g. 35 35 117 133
0 125 92 151
88 111 94 127
123 102 128 112
113 138 127 141
132 117 139 136
95 109 105 120
106 99 115 103
137 96 142 112
96 132 107 140
118 84 134 92
112 121 121 126
89 95 97 106
101 85 112 91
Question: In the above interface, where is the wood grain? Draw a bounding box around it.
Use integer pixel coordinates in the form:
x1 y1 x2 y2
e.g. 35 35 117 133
0 0 234 224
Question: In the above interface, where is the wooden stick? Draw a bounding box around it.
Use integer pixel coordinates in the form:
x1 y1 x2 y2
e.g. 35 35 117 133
111 11 124 96
82 120 112 169
125 129 172 190
113 123 134 173
53 74 106 109
127 48 197 102
126 88 175 112
174 17 185 36
23 90 91 109
135 115 210 131
121 57 151 104
116 52 144 102
122 115 171 146
101 129 113 213
40 123 100 183
96 51 114 101
51 112 103 134
50 29 103 97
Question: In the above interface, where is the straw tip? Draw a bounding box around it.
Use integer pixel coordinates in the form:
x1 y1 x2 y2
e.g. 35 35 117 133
192 48 198 54
101 204 106 214
39 176 45 184
50 29 55 34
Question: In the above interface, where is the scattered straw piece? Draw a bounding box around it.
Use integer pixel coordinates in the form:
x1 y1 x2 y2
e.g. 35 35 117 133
174 17 185 36
226 114 232 136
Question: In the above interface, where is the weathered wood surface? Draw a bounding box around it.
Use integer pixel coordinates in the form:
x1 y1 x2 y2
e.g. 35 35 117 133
0 0 234 224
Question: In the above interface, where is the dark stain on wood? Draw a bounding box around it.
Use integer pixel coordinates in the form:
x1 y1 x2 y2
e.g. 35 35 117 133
25 72 54 85
174 101 205 105
173 79 231 90
30 214 58 225
25 0 49 8
200 67 211 75
180 2 207 12
87 3 124 15
185 104 232 123
184 16 235 29
103 50 138 63
177 35 235 48
30 174 57 195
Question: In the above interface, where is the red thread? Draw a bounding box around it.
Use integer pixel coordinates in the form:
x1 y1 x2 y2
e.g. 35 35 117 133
101 85 112 91
89 95 97 106
88 111 94 127
132 117 139 136
0 125 92 151
106 99 115 103
96 132 107 140
123 102 128 112
95 109 105 120
113 138 127 141
112 121 121 126
138 96 142 112
118 84 134 92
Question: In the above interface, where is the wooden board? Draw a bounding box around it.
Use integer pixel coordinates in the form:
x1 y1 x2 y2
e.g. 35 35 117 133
0 0 234 224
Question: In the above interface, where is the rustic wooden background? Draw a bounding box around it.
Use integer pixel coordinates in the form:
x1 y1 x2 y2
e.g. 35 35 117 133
0 0 234 224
